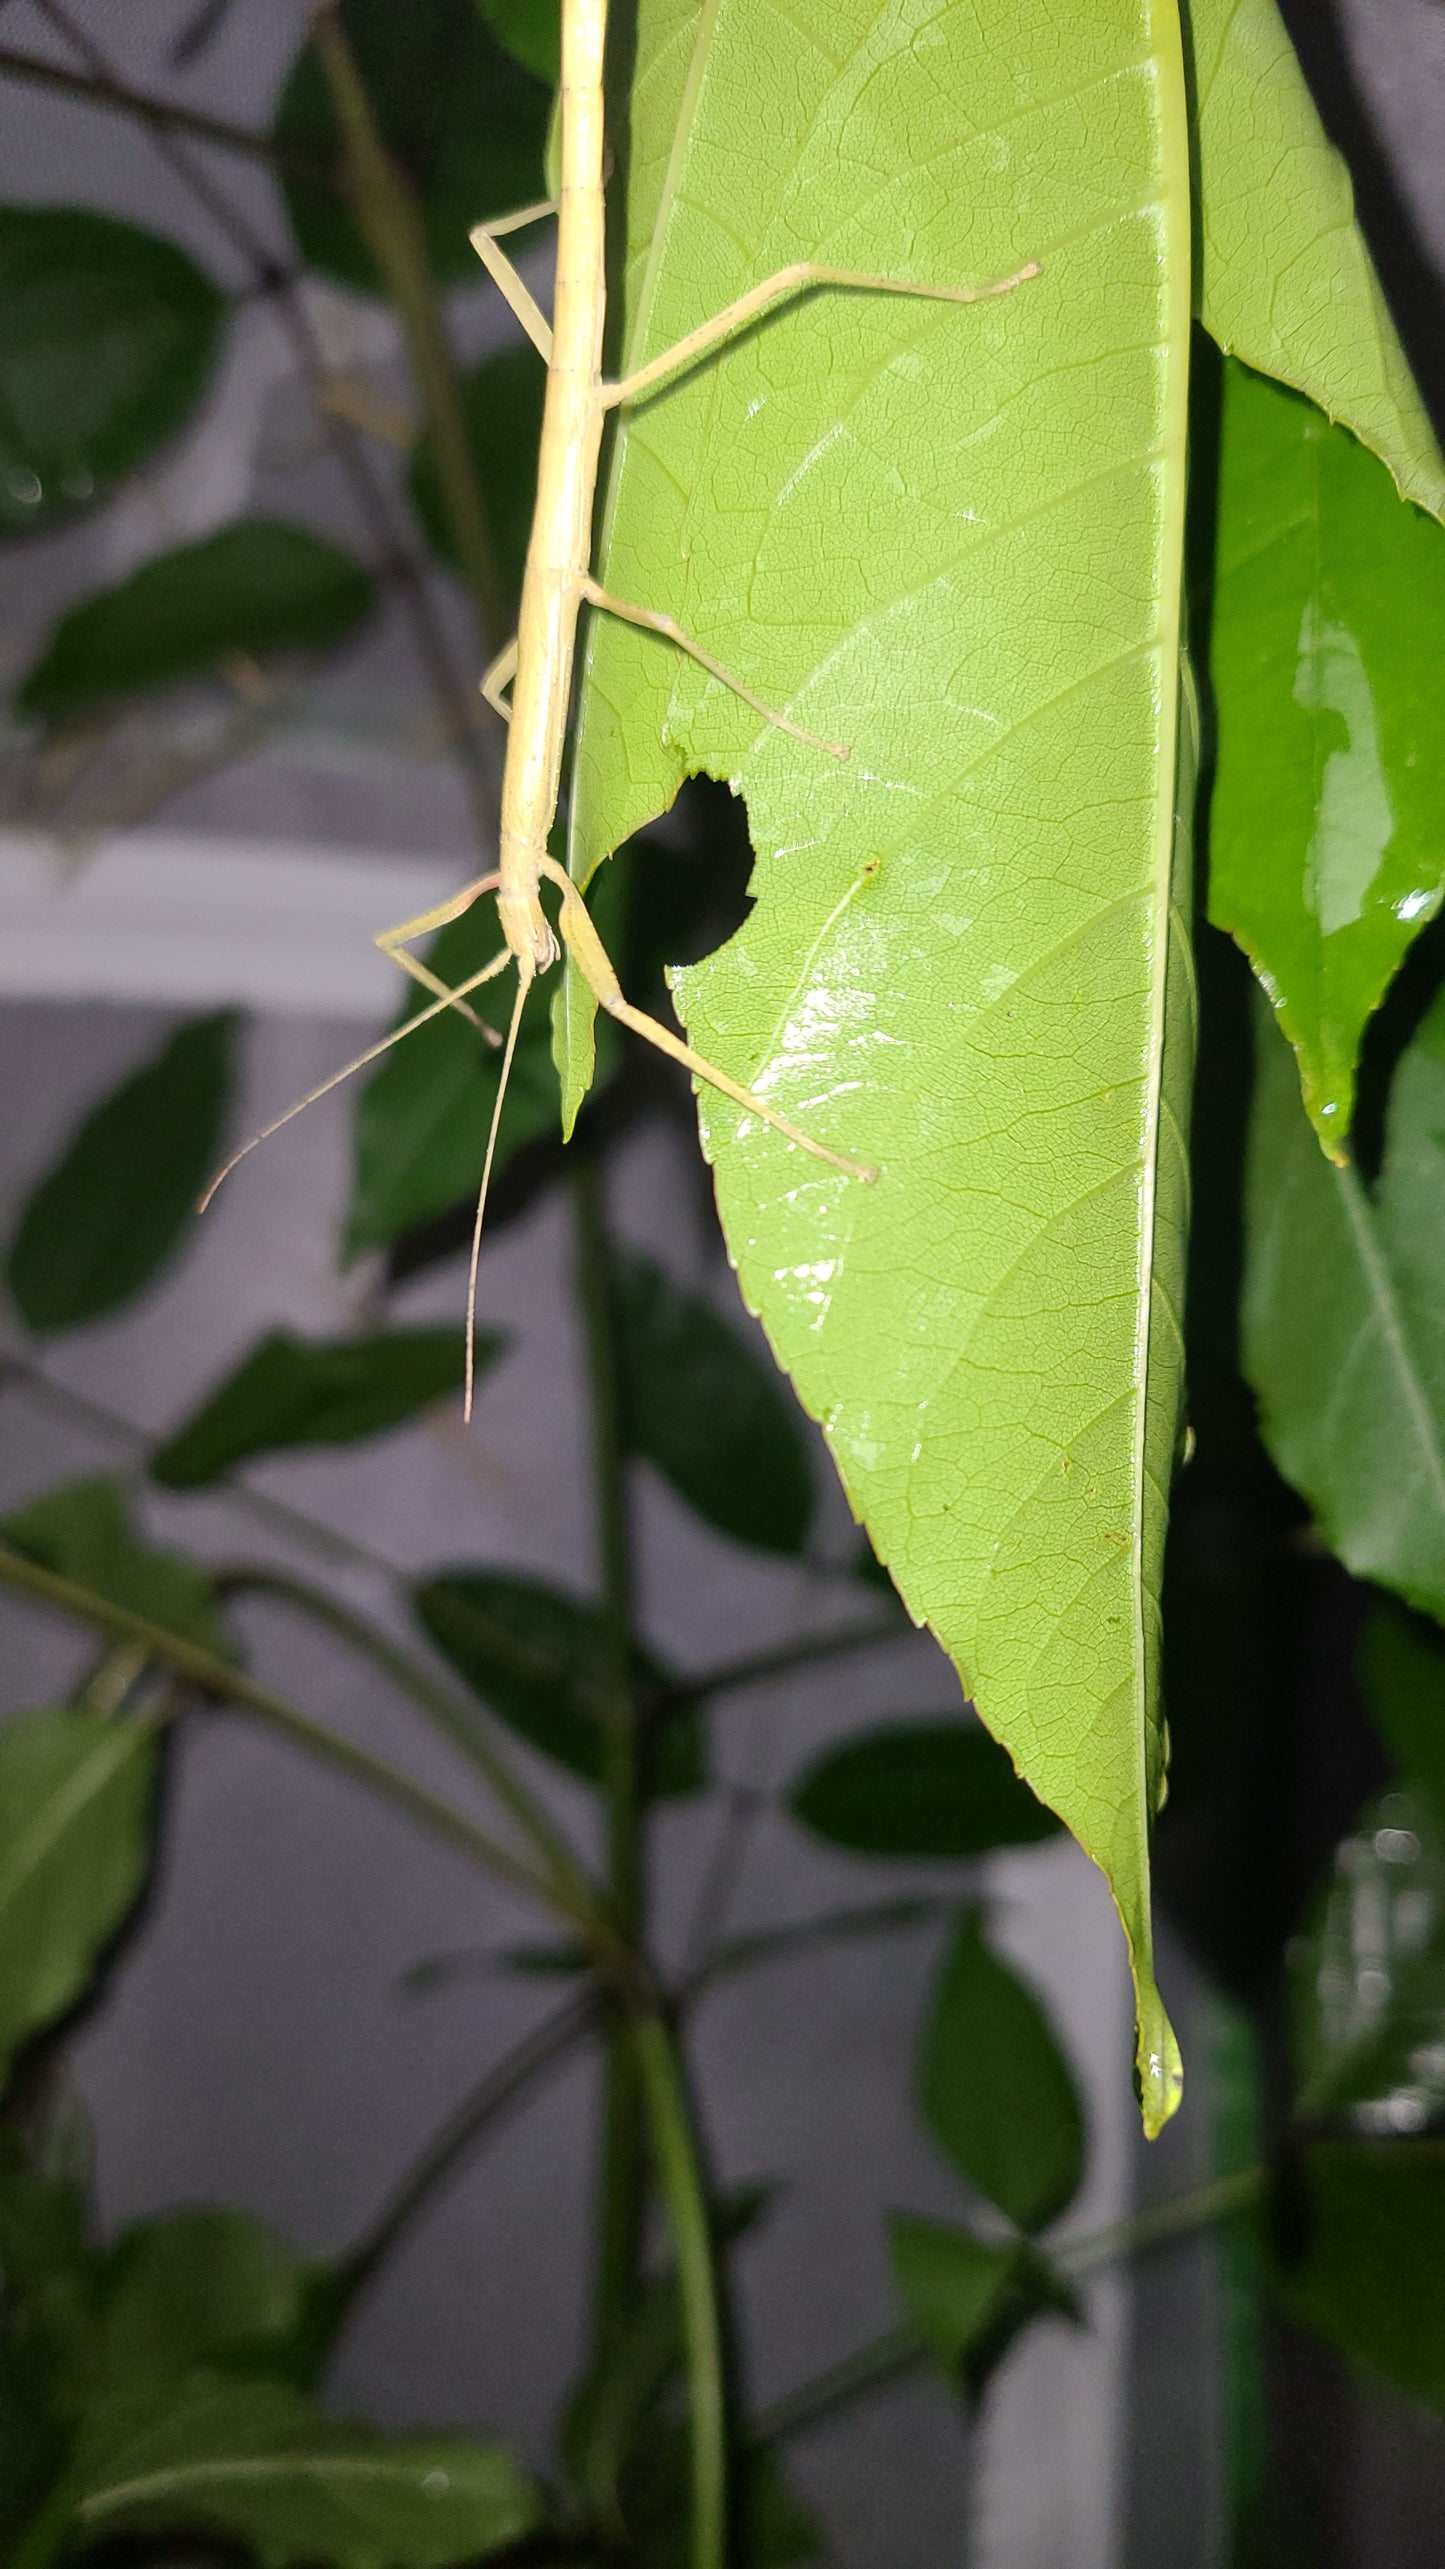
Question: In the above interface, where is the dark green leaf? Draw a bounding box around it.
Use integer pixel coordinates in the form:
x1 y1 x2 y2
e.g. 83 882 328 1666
789 1721 1060 1859
73 2370 541 2564
414 1572 700 1795
151 1327 499 1487
1243 990 1445 1621
0 2127 100 2540
1276 2140 1445 2409
410 341 544 602
613 1251 812 1554
275 0 551 292
1360 1601 1445 1840
1208 361 1445 1150
0 206 225 533
98 2209 326 2397
1290 1785 1445 2128
6 1013 235 1333
2 1476 224 1654
888 2214 1021 2369
17 522 374 724
0 1708 156 2089
476 0 560 84
345 903 560 1256
920 1910 1084 2234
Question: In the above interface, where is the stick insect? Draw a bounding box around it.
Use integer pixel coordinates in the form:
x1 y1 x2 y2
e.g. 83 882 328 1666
204 0 1037 1418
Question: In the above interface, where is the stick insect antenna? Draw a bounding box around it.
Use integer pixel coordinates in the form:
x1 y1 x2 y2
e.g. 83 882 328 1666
464 962 533 1421
197 938 511 1215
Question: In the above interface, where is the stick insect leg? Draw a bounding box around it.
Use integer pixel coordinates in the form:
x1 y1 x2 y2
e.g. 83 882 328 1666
481 635 518 724
539 858 877 1184
469 202 558 361
200 917 512 1212
377 870 510 1033
580 576 848 762
602 257 1039 411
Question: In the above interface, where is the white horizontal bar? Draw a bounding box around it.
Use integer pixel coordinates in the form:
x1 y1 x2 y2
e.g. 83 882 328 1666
0 829 474 1020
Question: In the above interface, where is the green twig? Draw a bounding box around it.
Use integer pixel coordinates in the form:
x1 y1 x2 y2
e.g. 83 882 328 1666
334 1990 596 2319
634 2016 729 2569
216 1565 595 1920
312 2 506 644
660 1615 906 1714
573 1154 648 2365
0 1544 563 1914
751 2321 921 2445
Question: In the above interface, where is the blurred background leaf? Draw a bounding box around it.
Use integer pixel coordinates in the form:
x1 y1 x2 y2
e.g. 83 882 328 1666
0 1707 156 2091
0 206 225 534
789 1721 1059 1859
2 1476 224 1653
16 523 375 725
275 0 551 291
150 1327 501 1486
920 1910 1084 2235
613 1251 813 1555
5 1013 236 1333
410 341 544 604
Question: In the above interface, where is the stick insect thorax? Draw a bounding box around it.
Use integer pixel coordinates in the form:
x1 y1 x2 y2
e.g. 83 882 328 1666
200 0 1040 1413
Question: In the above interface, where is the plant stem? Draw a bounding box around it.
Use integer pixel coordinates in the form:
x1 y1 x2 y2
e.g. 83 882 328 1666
0 44 306 167
312 2 506 646
573 1153 648 2365
751 2321 920 2444
660 1615 906 1713
0 1544 566 1914
334 1990 596 2319
216 1566 594 1918
633 2015 729 2569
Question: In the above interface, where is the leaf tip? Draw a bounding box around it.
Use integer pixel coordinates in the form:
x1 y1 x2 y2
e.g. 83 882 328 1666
1135 1988 1184 2139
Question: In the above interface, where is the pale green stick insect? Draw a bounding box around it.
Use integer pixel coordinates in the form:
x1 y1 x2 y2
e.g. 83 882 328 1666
204 0 1038 1419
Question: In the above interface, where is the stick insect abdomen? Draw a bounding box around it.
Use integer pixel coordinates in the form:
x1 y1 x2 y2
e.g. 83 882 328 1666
497 0 610 974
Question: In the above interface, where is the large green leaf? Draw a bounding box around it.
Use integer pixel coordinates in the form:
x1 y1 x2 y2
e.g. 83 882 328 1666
0 1709 156 2089
151 1328 500 1487
477 0 560 84
887 2215 1021 2372
1186 0 1445 521
789 1720 1059 1859
1243 994 1445 1620
0 206 225 534
1207 361 1445 1152
413 1571 701 1795
920 1910 1084 2234
73 2371 540 2565
17 523 374 725
2 1477 225 1654
564 0 1193 2131
6 1013 236 1334
275 0 551 291
1275 2141 1445 2409
613 1251 812 1554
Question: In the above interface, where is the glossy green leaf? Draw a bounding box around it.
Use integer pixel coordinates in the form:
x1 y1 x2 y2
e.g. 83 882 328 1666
6 1013 235 1334
921 1910 1084 2233
1187 0 1445 520
1289 1784 1445 2128
1276 2140 1445 2409
565 0 1193 2134
98 2209 322 2397
73 2371 540 2565
0 206 225 534
150 1327 498 1487
346 903 562 1257
888 2214 1023 2370
2 1477 224 1654
17 523 374 725
789 1720 1060 1859
410 342 544 604
1207 361 1445 1151
275 0 550 291
0 1709 155 2089
477 0 560 83
413 1571 701 1795
613 1251 812 1553
1360 1601 1445 1840
1243 993 1445 1620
